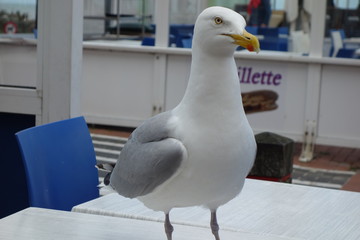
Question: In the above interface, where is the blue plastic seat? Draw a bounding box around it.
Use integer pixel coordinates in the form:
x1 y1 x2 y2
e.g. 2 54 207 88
257 27 288 52
336 48 356 58
258 27 279 37
181 37 192 48
15 116 99 211
245 26 258 35
329 29 358 58
141 37 155 46
170 24 194 48
141 36 177 47
278 27 289 36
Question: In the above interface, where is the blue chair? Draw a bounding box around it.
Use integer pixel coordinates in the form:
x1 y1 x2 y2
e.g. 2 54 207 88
181 37 192 48
329 29 359 58
15 116 99 211
278 27 289 36
245 26 258 35
258 27 279 37
257 27 288 51
259 37 288 51
336 48 356 58
170 24 194 48
141 36 177 47
141 37 155 46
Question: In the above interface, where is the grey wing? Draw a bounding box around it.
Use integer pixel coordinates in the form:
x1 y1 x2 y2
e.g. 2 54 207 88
109 111 186 198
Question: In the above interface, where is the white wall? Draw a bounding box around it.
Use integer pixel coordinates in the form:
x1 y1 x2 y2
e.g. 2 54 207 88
82 49 155 126
318 65 360 146
0 44 37 87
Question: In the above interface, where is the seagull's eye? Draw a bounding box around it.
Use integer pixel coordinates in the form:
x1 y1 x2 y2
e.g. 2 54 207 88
214 17 223 25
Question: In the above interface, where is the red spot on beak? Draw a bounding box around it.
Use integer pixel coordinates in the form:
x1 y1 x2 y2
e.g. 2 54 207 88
247 45 254 52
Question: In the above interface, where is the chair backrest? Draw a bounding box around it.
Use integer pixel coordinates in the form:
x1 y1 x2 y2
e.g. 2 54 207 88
141 37 155 46
16 116 99 211
336 48 355 58
330 30 344 57
258 27 279 38
181 37 192 48
245 26 258 35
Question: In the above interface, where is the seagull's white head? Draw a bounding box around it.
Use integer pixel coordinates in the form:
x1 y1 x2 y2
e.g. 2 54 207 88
193 6 260 55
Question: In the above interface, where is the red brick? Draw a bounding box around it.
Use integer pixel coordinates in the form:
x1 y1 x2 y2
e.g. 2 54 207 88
89 127 132 138
333 147 355 163
346 149 360 165
342 172 360 192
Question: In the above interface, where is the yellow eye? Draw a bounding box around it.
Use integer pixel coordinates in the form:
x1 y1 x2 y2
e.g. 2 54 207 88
214 17 223 25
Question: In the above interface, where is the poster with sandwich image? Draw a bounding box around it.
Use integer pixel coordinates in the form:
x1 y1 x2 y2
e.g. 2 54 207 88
236 59 287 128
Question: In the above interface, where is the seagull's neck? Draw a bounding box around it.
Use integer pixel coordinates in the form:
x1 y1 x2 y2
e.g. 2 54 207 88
176 48 245 118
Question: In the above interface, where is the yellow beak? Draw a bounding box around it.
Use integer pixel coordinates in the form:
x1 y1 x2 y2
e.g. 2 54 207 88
222 30 260 53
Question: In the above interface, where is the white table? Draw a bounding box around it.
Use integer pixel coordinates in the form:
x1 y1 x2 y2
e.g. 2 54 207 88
73 179 360 240
0 207 286 240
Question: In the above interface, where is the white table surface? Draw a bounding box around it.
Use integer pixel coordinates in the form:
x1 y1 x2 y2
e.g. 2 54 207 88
73 179 360 240
0 207 288 240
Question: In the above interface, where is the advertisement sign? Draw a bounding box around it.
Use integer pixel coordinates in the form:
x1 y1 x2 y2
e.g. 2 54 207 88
236 60 287 129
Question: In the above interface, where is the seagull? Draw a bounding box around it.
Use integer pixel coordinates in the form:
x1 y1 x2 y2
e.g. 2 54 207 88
109 6 259 240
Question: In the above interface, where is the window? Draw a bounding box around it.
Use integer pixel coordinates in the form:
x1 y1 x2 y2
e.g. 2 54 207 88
0 0 36 37
84 0 155 41
333 0 359 9
325 0 360 58
326 0 360 38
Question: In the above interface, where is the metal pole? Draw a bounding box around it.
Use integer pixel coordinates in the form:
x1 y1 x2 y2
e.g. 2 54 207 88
116 0 120 39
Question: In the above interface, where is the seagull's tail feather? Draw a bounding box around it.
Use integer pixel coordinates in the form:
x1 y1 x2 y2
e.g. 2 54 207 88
98 172 116 195
96 163 116 195
104 171 111 186
97 171 112 187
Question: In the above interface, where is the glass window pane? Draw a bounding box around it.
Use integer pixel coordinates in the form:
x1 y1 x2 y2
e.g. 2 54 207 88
170 0 199 24
325 0 360 59
170 0 293 54
80 0 360 59
0 0 36 38
84 0 155 45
